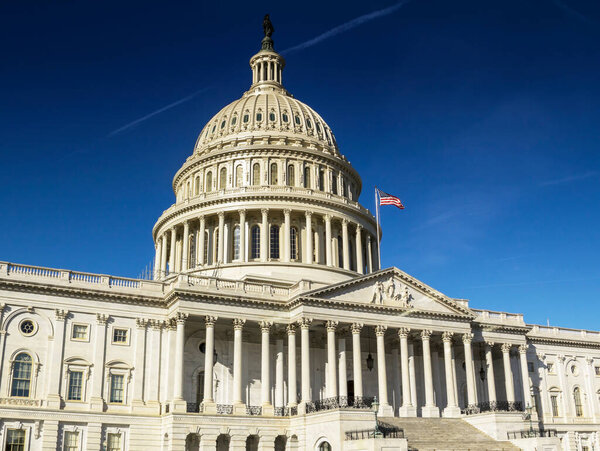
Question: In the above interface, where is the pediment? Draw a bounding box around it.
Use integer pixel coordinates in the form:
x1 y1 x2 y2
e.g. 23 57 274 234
304 268 472 317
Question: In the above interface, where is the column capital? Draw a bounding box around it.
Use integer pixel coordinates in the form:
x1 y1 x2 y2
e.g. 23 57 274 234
135 318 149 329
150 319 164 330
442 331 454 342
324 214 332 222
586 357 594 366
198 214 205 222
305 210 313 219
261 208 269 216
375 325 387 336
204 315 217 327
96 313 109 325
238 209 246 216
420 329 432 340
283 208 291 216
356 224 363 231
286 323 297 335
342 218 349 226
398 327 411 339
462 333 473 344
175 312 189 324
556 354 565 362
326 320 338 332
501 343 512 353
518 344 528 354
259 321 273 332
218 211 225 219
298 317 312 329
55 309 68 321
233 318 246 331
351 323 363 334
485 341 495 348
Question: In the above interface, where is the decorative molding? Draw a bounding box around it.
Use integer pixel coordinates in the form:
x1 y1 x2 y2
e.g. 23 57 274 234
55 309 68 321
204 315 217 327
420 329 432 340
286 323 296 335
298 318 312 330
96 313 109 325
462 333 473 344
135 318 148 329
175 312 189 324
442 331 454 343
501 343 512 353
259 320 272 332
518 344 529 354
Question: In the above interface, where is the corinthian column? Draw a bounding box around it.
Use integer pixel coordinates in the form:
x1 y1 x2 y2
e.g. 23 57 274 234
160 234 168 276
324 214 332 266
367 235 373 273
172 312 188 412
399 328 416 416
351 323 363 400
287 324 297 407
355 225 364 274
239 210 246 262
232 319 245 413
326 321 338 398
154 239 162 280
375 325 394 415
501 343 516 406
299 318 312 412
463 333 477 409
519 344 531 408
261 208 268 262
181 220 190 271
169 227 177 274
305 212 313 264
198 216 205 266
217 212 225 264
485 342 497 407
342 218 350 270
260 321 274 414
442 332 460 417
283 209 291 262
421 330 439 417
202 316 217 413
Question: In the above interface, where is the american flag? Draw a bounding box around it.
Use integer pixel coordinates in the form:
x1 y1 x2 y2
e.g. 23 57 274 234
377 188 405 209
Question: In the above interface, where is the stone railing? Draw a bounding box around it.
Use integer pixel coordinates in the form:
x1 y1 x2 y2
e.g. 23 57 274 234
345 425 404 441
529 324 600 341
472 309 525 325
182 274 308 299
462 401 524 415
307 396 375 413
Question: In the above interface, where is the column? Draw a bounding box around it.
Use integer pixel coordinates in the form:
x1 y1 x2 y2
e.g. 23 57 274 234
367 235 373 273
160 234 168 276
287 324 297 407
169 227 177 274
90 314 108 411
202 316 217 412
181 220 190 271
519 344 531 409
146 320 162 406
154 238 162 279
463 333 476 409
421 330 439 417
232 319 245 413
501 343 516 407
47 309 68 408
484 342 497 409
351 323 364 401
338 337 348 406
261 208 268 262
341 218 350 270
260 321 274 414
132 319 148 408
239 210 246 262
324 214 332 266
305 212 313 264
409 342 417 410
442 332 460 417
375 325 393 415
355 225 364 274
281 209 290 262
398 328 416 416
198 216 206 266
217 212 225 263
275 338 284 408
299 318 312 410
326 320 338 398
556 355 569 416
173 312 188 412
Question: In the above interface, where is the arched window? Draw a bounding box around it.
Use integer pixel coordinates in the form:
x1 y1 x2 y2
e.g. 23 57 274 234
574 387 584 417
332 175 338 195
270 163 278 185
252 163 260 186
319 443 332 451
342 179 348 197
195 176 200 195
318 169 324 191
290 227 298 260
11 352 32 397
304 167 311 189
219 167 227 190
251 225 260 259
287 165 295 186
204 230 210 265
233 226 241 260
206 172 213 192
189 234 196 268
270 225 280 259
235 165 243 187
337 236 343 268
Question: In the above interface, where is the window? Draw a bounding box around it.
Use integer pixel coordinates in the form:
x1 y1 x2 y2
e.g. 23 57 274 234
220 120 226 129
233 226 241 260
194 176 200 195
189 234 196 267
251 225 261 259
342 179 348 197
269 112 276 121
256 112 263 121
235 165 243 187
316 122 321 133
550 394 559 417
64 431 79 451
211 124 216 133
318 170 324 191
319 443 331 451
270 225 280 259
290 227 298 260
5 429 25 451
595 366 600 376
547 363 554 373
337 236 343 268
19 319 36 336
243 114 249 123
107 433 122 451
109 374 125 403
528 362 534 373
205 172 213 192
287 165 295 186
332 175 338 194
11 352 32 397
304 167 311 188
231 115 237 125
306 118 312 129
112 328 128 345
72 324 89 341
270 163 278 185
282 113 289 123
67 371 83 401
219 167 227 190
204 230 209 265
252 163 260 186
574 387 584 417
294 115 301 125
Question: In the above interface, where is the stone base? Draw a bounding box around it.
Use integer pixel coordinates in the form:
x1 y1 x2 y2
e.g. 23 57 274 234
233 402 247 415
262 403 274 416
171 398 187 413
378 403 394 417
297 402 308 415
201 400 217 414
422 405 440 417
398 405 417 417
443 406 461 418
46 394 62 409
89 396 105 412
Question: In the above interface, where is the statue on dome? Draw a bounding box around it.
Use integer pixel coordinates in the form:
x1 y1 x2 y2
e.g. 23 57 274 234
263 14 274 37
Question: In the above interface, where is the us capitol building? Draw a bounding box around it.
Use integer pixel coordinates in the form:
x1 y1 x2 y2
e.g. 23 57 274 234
1 20 599 451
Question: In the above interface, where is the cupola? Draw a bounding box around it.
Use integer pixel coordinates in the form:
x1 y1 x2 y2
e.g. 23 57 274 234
249 14 286 88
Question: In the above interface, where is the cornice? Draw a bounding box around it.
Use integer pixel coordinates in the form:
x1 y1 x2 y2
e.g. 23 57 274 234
474 322 532 335
528 335 600 350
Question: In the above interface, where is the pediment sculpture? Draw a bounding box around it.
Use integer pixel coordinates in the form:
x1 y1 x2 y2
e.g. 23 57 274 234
371 277 412 308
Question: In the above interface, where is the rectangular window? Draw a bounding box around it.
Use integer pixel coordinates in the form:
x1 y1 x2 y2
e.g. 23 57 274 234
107 433 122 451
112 328 128 344
595 366 600 376
551 395 559 417
6 429 26 451
64 431 79 451
67 371 83 401
109 374 124 403
547 363 554 373
72 324 89 341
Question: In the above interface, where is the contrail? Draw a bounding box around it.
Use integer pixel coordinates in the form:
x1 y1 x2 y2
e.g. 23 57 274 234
107 87 211 137
281 0 412 55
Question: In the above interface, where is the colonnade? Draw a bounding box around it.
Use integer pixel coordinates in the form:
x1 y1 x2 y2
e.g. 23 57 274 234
153 209 378 279
171 314 532 417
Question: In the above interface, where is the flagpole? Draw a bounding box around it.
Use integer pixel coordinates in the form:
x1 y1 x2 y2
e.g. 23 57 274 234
375 187 381 270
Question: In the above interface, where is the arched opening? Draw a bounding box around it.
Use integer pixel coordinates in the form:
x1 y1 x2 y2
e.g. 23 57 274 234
233 226 241 260
235 165 243 187
318 442 332 451
287 164 295 186
574 387 584 417
318 169 324 191
270 163 278 185
189 234 196 268
252 163 261 186
337 236 343 268
216 434 230 451
274 436 287 451
219 167 227 190
304 166 311 188
332 174 338 195
290 227 298 260
246 435 259 451
251 225 261 259
194 176 200 195
204 230 210 265
270 225 280 259
549 388 560 417
206 171 213 192
11 352 32 397
185 433 200 451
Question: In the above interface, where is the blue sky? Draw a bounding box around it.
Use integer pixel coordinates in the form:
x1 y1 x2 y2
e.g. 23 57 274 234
1 0 599 329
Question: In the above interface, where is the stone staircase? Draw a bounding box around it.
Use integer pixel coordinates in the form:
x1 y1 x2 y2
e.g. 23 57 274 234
379 417 522 451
